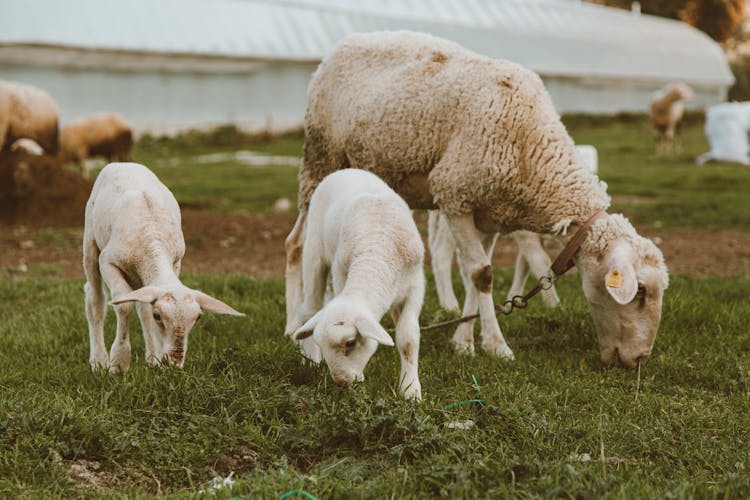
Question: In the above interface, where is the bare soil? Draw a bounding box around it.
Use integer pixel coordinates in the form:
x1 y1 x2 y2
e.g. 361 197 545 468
1 151 747 279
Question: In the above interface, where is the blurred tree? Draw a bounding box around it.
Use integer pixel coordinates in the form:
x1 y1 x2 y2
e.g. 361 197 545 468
587 0 746 43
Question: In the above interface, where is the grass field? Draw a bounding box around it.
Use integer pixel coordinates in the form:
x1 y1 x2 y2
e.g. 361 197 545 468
1 116 749 498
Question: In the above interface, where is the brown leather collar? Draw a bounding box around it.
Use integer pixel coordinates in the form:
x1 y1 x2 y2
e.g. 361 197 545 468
550 210 607 277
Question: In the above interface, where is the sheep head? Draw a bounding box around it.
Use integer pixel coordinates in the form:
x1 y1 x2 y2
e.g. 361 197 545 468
111 285 244 367
291 296 393 387
576 216 669 369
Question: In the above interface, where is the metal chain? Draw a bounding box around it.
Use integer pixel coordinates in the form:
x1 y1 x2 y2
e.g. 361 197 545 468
420 273 557 332
495 274 556 316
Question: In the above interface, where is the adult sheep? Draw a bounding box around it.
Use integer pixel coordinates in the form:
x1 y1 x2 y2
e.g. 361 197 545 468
0 80 59 155
286 31 669 368
61 113 134 179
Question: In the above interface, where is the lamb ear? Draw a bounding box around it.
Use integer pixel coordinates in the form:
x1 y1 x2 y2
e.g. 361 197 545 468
194 291 245 317
355 316 394 347
604 250 638 305
110 286 162 305
293 310 323 341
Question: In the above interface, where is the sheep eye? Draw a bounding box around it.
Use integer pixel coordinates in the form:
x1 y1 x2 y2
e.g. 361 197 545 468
153 311 162 322
344 339 356 349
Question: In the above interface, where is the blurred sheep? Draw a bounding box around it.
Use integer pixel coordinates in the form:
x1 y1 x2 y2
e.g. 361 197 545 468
0 79 59 155
649 83 694 153
61 113 133 179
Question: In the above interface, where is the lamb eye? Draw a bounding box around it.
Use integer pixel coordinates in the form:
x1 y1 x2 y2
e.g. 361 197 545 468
153 311 162 322
344 339 356 349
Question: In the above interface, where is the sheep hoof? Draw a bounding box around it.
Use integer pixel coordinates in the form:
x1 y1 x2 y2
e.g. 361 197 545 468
89 357 109 372
402 385 423 402
482 341 515 359
451 340 476 356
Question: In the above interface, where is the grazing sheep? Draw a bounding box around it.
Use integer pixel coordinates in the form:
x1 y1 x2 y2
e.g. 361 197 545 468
286 31 668 368
429 144 599 311
650 82 694 153
0 79 59 155
696 102 750 166
83 162 244 373
61 113 133 179
286 169 424 400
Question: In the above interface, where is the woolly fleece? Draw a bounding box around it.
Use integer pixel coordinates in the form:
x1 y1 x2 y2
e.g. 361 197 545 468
300 31 610 234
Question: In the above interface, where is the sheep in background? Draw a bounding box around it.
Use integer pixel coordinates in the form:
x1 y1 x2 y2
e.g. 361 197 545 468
0 79 59 155
429 144 599 312
61 113 133 179
696 102 750 166
650 82 694 153
84 162 244 373
287 31 668 368
286 169 424 400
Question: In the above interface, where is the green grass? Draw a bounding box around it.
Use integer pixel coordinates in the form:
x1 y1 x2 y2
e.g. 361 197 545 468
565 114 750 230
132 130 303 213
3 117 750 497
1 272 749 498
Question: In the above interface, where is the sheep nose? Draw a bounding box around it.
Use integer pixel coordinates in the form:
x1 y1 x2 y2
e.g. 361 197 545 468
333 375 352 387
169 351 185 368
635 352 650 366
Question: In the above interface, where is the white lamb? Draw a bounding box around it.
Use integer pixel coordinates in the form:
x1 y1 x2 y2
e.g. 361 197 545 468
650 82 694 153
286 169 425 400
696 102 750 166
286 31 668 369
83 162 244 373
429 144 599 311
0 79 59 155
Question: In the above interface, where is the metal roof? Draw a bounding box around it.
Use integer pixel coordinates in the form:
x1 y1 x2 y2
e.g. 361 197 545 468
0 0 734 84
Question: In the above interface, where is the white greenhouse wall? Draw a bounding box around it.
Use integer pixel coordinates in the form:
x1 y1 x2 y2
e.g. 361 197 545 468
1 56 318 135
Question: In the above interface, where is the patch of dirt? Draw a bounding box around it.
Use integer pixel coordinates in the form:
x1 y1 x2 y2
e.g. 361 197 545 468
0 151 92 227
67 459 160 494
212 446 260 476
2 209 749 280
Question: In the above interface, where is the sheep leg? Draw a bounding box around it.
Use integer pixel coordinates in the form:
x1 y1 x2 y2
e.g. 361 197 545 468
511 231 560 308
99 258 133 374
451 252 479 354
83 238 108 371
391 282 423 401
507 251 531 302
447 215 514 359
135 302 160 367
428 211 460 312
295 242 330 364
284 210 307 335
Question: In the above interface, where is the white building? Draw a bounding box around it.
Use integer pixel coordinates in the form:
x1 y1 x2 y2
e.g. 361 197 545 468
0 0 735 134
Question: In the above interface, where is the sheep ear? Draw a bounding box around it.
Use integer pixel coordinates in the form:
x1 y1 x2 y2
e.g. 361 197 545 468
355 316 394 347
604 249 638 305
110 286 162 305
293 311 322 341
194 291 245 317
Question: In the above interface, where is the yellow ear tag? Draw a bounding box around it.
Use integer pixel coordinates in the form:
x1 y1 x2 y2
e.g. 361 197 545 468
606 269 623 288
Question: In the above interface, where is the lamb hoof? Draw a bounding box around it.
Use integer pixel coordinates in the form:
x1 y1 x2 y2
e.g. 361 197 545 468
89 358 109 372
403 384 422 402
109 361 130 375
483 342 515 359
451 340 476 356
